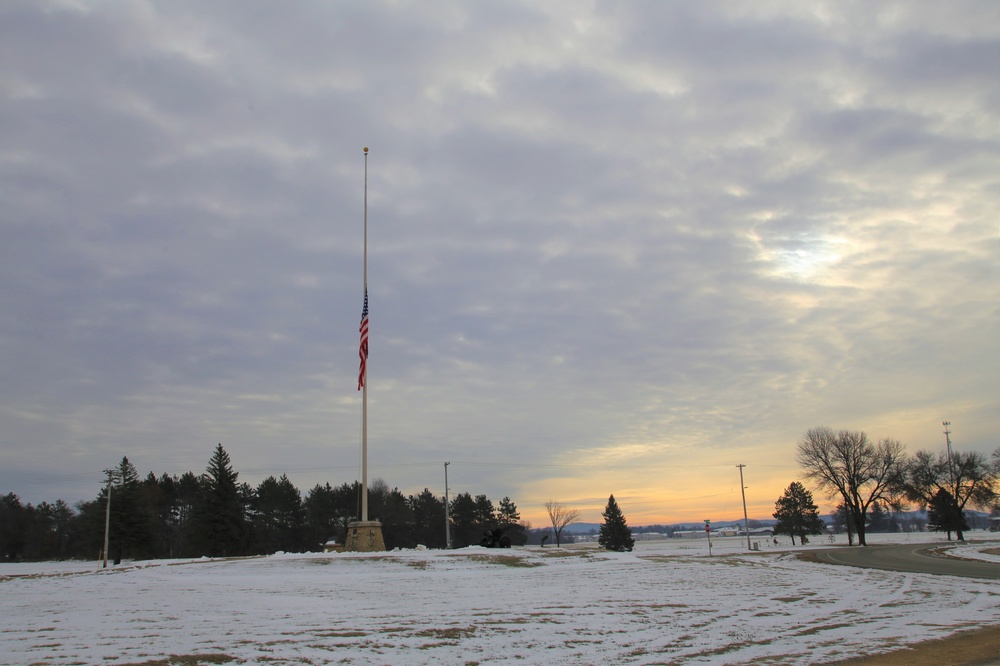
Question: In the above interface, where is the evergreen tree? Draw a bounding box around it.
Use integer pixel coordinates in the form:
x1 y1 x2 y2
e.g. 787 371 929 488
171 471 201 557
772 482 826 545
110 456 154 561
135 472 169 559
252 474 306 554
330 481 361 544
408 488 445 549
495 496 527 546
0 493 27 561
49 499 76 560
192 444 246 557
72 495 106 560
598 495 634 552
449 493 481 548
927 488 968 541
303 483 338 550
867 502 891 533
367 479 413 550
832 502 855 545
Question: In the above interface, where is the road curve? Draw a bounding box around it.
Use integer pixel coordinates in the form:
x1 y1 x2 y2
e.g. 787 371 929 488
807 543 1000 579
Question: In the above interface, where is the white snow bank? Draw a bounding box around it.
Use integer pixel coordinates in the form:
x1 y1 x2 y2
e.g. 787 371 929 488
1 534 997 665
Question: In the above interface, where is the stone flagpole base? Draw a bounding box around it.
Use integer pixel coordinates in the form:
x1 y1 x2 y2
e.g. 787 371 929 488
344 520 385 552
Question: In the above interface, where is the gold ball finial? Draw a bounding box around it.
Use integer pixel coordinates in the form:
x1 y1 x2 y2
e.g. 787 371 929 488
363 146 369 153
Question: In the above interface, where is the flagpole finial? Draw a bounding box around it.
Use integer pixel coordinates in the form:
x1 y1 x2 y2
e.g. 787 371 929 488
363 146 368 153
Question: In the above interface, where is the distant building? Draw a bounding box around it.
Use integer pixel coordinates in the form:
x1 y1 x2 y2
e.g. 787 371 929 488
632 532 668 541
672 530 712 539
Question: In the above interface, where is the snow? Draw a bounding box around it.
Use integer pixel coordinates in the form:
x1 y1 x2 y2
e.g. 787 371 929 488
2 532 998 665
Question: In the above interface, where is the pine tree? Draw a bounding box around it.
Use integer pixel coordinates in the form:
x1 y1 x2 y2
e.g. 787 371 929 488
252 474 306 555
598 494 634 552
772 482 826 545
192 444 246 557
495 496 527 546
407 488 445 549
927 488 968 541
110 456 153 562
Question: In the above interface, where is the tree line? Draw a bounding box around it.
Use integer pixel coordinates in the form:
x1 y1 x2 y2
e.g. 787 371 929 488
0 444 527 562
773 426 999 546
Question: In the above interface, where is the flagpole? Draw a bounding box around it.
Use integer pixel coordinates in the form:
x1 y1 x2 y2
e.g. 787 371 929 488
345 146 383 552
361 146 369 523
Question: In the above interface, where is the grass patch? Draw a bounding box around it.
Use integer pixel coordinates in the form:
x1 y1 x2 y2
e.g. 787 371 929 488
116 655 237 666
413 626 477 640
541 549 592 558
793 622 857 637
462 554 543 568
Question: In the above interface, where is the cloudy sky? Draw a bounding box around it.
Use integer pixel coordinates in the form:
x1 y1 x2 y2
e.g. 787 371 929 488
2 1 997 527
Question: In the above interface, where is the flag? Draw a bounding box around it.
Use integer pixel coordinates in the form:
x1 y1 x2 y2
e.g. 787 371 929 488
358 289 369 390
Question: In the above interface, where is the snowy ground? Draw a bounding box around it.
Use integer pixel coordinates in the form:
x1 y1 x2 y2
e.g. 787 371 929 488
2 532 999 666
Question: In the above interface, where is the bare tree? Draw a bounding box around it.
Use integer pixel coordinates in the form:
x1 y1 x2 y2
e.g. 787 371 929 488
544 500 579 547
899 449 998 541
796 427 905 546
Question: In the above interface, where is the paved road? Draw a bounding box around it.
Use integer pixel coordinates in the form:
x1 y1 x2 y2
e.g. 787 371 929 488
809 543 1000 579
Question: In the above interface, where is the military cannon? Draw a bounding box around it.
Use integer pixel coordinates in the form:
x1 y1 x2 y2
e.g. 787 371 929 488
480 528 512 548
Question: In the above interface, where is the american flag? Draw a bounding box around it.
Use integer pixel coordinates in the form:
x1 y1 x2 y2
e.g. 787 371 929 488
358 289 369 390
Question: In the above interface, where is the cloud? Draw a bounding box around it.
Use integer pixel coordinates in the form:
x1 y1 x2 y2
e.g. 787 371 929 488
1 1 996 524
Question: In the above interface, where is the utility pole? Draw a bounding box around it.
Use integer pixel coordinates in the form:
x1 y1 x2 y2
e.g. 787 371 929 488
444 462 452 549
737 464 750 550
101 469 116 569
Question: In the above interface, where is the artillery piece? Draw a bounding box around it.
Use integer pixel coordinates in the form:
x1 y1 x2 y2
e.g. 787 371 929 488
479 527 512 548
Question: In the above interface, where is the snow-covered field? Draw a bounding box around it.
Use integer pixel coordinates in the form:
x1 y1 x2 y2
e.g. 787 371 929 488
2 532 998 666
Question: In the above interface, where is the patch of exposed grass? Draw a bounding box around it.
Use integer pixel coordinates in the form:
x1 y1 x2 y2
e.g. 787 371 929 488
648 603 689 609
541 549 591 558
525 612 561 624
116 654 237 666
793 622 857 637
462 554 542 568
413 626 477 640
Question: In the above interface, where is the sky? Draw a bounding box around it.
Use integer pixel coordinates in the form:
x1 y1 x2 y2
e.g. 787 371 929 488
1 0 997 527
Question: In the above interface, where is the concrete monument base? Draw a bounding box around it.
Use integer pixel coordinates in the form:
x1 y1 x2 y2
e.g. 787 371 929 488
344 520 385 552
